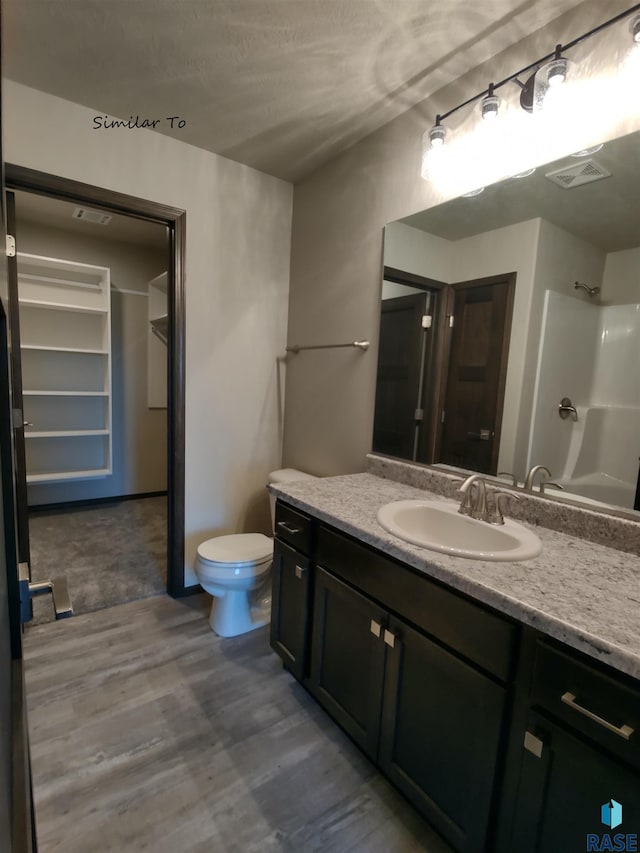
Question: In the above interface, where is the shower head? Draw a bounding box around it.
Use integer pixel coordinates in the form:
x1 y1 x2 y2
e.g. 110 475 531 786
574 281 600 297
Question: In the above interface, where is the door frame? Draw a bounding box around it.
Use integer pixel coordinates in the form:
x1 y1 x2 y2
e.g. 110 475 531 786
382 266 448 464
5 165 188 597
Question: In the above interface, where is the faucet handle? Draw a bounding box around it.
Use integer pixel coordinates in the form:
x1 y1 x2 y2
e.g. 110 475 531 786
487 489 520 525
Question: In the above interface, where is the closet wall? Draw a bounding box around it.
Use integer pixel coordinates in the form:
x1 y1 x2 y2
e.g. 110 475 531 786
17 219 168 505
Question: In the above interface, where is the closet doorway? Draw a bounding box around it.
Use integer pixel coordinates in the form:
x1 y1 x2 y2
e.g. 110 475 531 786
6 166 186 623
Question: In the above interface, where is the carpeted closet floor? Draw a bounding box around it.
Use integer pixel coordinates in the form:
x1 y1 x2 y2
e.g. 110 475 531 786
26 495 167 625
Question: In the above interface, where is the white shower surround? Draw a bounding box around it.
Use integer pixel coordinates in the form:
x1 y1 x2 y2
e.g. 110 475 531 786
528 292 640 508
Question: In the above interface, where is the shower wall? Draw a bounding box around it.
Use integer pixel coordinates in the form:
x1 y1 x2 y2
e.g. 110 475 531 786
527 291 598 480
528 292 640 508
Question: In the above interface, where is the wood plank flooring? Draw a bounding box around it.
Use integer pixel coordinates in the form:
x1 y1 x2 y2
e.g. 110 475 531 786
23 594 452 853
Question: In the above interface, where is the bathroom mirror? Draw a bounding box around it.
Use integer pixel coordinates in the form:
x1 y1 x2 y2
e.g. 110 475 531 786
375 128 640 516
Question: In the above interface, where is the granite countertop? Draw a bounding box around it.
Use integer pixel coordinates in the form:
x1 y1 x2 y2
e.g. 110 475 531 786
270 472 640 680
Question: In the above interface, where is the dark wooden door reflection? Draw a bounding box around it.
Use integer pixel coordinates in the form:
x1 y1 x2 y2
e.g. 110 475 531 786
439 273 515 475
373 292 428 460
373 268 515 472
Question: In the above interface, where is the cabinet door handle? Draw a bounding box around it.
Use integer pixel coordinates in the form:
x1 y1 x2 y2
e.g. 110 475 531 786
560 692 635 740
370 619 382 638
524 731 544 759
277 521 301 535
383 629 396 648
294 564 306 579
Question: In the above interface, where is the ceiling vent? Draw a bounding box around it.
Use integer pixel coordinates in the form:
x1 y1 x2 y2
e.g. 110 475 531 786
72 207 112 225
544 159 611 189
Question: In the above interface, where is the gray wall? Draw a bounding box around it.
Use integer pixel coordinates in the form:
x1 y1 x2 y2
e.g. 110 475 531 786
17 221 168 504
282 0 640 476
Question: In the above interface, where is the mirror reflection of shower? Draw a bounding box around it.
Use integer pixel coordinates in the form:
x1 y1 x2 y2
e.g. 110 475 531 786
574 280 600 297
528 291 640 510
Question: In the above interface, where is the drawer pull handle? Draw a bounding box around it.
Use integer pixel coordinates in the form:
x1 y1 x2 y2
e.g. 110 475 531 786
277 521 301 535
294 565 306 579
561 692 635 740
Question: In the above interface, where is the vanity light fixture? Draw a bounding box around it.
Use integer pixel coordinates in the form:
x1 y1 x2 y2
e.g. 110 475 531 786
427 117 446 147
422 3 640 175
480 84 500 120
547 45 568 87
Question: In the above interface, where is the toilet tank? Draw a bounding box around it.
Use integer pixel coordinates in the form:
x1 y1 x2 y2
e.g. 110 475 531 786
267 468 316 531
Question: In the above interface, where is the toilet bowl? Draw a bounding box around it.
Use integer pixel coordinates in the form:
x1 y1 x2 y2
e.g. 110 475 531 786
195 468 315 637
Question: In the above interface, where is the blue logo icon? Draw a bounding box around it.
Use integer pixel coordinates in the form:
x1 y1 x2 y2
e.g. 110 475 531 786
602 800 623 830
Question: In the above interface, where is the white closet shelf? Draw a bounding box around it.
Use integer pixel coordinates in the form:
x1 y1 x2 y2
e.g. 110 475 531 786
18 272 101 290
25 430 109 439
21 344 108 354
22 390 108 397
18 298 108 315
27 468 111 484
19 252 112 486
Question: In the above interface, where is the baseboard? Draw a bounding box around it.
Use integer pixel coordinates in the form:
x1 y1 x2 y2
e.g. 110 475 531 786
28 490 168 514
175 583 204 598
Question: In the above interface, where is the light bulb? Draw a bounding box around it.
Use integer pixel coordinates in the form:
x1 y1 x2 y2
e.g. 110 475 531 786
547 57 567 87
480 95 500 120
428 123 446 147
632 14 640 44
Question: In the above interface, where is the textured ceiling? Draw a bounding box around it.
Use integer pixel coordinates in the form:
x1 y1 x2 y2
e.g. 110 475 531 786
5 0 586 182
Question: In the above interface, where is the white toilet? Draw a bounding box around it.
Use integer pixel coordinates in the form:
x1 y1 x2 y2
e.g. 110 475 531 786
194 468 315 637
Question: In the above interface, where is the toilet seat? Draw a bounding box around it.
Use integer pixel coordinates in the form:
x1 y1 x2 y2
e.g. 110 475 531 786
196 533 272 568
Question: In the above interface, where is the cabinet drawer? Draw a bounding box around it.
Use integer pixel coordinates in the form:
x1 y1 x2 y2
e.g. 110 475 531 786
531 642 640 769
317 525 517 681
274 502 312 554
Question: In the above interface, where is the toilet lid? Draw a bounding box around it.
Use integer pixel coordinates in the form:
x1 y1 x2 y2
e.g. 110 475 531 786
197 533 273 567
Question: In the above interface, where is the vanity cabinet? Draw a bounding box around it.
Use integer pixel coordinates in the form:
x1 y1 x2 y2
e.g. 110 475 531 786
309 522 516 852
270 504 315 681
510 712 639 851
507 641 640 851
310 567 387 758
270 498 640 853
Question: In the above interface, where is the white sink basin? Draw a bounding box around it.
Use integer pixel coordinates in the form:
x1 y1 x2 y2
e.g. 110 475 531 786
377 499 542 562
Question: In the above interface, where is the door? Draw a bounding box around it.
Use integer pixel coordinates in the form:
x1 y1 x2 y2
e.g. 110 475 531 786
6 192 30 569
372 292 429 460
510 712 640 852
378 616 506 853
270 539 311 681
439 273 515 474
1 244 37 852
309 568 386 759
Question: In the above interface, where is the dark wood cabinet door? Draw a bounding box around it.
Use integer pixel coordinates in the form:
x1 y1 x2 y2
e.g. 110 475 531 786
510 712 640 853
269 539 311 681
379 617 507 853
310 567 387 759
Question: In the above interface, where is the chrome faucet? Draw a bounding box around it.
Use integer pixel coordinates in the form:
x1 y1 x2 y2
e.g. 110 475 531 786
524 465 552 492
457 474 489 521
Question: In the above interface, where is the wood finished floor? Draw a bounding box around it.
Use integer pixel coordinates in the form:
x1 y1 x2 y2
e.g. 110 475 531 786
24 594 453 853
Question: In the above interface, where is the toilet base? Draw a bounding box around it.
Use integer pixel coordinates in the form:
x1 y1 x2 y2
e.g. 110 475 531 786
208 585 271 638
